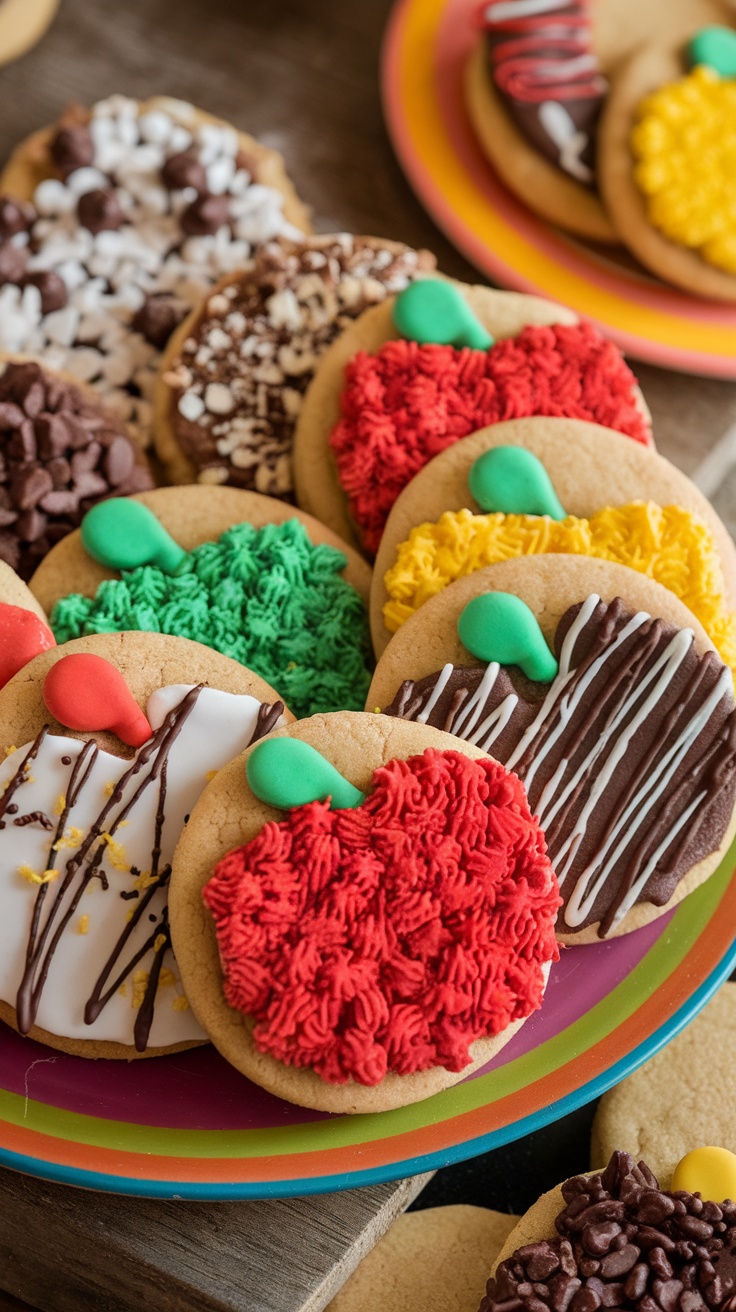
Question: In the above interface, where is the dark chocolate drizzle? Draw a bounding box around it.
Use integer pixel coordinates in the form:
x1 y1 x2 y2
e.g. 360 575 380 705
9 687 284 1050
384 597 736 935
480 0 607 185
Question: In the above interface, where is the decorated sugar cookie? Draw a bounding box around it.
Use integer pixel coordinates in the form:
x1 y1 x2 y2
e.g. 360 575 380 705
169 712 560 1113
371 417 736 656
0 631 289 1058
592 983 736 1184
464 0 735 248
370 555 736 941
599 25 736 299
0 563 55 689
29 487 373 721
293 279 652 553
374 437 736 672
0 357 151 580
0 95 310 441
0 0 59 67
482 1148 736 1312
154 234 435 494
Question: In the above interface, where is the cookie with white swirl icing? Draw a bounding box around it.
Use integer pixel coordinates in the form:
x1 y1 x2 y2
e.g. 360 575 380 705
0 630 290 1058
369 556 736 942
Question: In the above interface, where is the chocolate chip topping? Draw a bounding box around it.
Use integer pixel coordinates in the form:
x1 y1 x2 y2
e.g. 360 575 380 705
77 187 125 234
131 293 181 350
50 123 95 178
164 234 436 496
0 243 28 285
180 192 231 236
20 270 68 315
161 147 207 193
0 359 152 579
0 198 35 240
482 1152 736 1312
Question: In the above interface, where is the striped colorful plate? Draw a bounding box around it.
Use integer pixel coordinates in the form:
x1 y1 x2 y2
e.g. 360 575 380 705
2 832 736 1198
381 0 736 378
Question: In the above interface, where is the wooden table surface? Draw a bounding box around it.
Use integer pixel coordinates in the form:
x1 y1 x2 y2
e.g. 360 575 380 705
0 1 735 1309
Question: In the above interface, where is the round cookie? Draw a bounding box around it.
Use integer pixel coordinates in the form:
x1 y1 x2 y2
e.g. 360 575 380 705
599 38 736 300
169 711 560 1113
326 1206 519 1312
591 981 736 1184
0 0 59 66
465 0 732 246
0 630 291 1060
0 563 55 689
368 555 736 942
292 283 652 553
371 417 736 658
0 559 47 622
482 1150 736 1312
0 355 152 580
32 487 373 721
0 95 310 441
153 234 436 493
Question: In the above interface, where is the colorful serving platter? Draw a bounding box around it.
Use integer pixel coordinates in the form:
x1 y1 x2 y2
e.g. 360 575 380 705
2 832 736 1199
381 0 736 378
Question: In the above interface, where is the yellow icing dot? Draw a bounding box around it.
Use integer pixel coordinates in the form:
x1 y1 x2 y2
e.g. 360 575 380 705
3 744 16 757
671 1146 736 1201
631 66 736 274
154 933 167 954
77 915 89 935
172 996 190 1012
53 794 66 817
19 865 59 886
383 502 736 676
103 781 115 797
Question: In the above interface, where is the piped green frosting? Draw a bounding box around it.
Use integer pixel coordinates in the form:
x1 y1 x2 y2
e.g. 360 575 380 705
51 520 373 720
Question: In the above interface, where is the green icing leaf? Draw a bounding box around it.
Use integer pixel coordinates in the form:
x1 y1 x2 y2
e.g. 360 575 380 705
51 520 373 720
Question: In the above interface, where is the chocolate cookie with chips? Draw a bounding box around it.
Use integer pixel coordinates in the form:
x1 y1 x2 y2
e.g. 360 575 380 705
153 234 435 496
368 554 736 942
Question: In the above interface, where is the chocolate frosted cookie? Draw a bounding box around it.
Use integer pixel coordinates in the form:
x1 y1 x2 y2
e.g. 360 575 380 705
484 1149 736 1312
0 95 310 442
370 555 736 941
0 630 290 1059
170 712 560 1112
154 234 435 494
0 356 151 579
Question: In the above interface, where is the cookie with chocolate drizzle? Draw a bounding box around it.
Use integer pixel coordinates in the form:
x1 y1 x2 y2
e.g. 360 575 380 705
370 555 736 942
0 630 290 1058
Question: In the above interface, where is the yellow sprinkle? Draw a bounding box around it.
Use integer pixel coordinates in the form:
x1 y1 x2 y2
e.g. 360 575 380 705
131 968 149 1009
172 996 190 1012
134 869 158 891
103 781 115 797
53 825 85 852
118 983 127 998
125 908 135 924
101 833 130 872
205 769 218 781
77 915 89 935
631 66 736 274
158 967 177 990
4 744 16 757
19 864 59 886
383 502 736 677
154 933 167 955
53 794 66 817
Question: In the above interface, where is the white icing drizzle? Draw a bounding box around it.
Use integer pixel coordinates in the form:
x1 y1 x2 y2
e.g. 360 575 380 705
416 663 454 724
0 684 284 1047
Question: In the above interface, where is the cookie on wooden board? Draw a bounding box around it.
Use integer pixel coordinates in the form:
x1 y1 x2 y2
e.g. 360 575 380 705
0 629 290 1059
599 33 736 300
371 417 736 661
481 1148 736 1312
326 1206 519 1312
464 0 733 244
292 279 651 554
153 234 436 493
169 711 560 1113
369 555 736 942
31 486 373 721
0 95 310 443
592 982 736 1184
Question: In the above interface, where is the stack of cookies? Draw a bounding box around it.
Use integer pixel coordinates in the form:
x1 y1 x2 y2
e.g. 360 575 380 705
0 93 734 1137
466 0 736 300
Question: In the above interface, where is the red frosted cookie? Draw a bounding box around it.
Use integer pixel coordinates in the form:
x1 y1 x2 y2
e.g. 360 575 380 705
169 712 560 1112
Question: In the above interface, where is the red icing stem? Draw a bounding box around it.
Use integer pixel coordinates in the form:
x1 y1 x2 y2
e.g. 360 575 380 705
204 748 561 1087
43 654 152 747
0 604 55 690
329 321 652 554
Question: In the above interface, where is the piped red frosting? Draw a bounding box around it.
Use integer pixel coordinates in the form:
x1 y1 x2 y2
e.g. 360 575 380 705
204 748 560 1086
329 321 651 553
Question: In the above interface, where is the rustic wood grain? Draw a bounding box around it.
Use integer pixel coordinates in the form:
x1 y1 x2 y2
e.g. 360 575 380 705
0 1168 431 1312
0 0 734 1309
